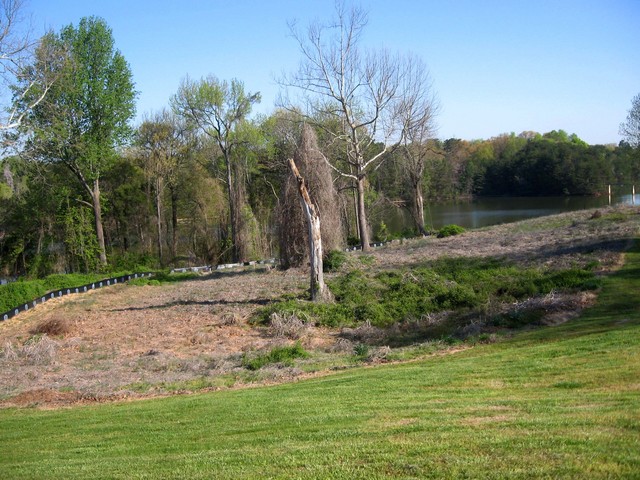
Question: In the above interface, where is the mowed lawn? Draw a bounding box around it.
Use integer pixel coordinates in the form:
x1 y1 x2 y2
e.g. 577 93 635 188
1 247 639 479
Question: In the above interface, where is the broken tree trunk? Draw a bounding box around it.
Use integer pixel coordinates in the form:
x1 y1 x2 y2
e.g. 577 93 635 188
288 157 333 303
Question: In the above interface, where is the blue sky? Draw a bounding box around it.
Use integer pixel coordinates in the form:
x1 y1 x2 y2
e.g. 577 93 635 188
27 0 640 145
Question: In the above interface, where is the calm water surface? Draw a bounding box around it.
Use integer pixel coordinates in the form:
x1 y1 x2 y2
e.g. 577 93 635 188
383 192 640 232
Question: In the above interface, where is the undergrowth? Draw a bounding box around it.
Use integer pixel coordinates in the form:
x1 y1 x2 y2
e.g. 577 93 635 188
127 271 199 286
437 224 466 238
0 273 109 313
254 256 600 329
242 343 309 371
0 270 199 313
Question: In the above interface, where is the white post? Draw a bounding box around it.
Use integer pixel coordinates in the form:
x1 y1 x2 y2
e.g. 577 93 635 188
608 185 611 205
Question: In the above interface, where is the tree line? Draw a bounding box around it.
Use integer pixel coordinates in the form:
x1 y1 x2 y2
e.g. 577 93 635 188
373 130 639 202
0 2 638 278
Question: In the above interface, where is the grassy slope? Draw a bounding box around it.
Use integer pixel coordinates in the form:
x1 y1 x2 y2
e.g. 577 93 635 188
1 246 639 479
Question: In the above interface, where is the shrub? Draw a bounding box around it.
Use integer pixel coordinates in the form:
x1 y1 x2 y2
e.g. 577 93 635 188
534 268 600 292
108 252 158 272
347 236 361 247
0 272 120 313
0 281 47 313
41 273 103 292
253 256 599 332
437 224 466 238
353 343 369 358
323 250 347 272
374 221 390 242
243 343 309 370
128 271 198 286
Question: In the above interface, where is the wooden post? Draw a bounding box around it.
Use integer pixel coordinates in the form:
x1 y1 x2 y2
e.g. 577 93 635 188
288 158 333 303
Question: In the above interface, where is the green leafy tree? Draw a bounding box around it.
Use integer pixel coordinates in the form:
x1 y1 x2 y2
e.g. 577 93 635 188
101 157 149 258
136 110 193 264
171 75 261 263
0 160 70 276
18 16 136 267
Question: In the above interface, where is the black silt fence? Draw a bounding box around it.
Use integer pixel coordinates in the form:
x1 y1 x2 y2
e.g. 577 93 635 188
0 272 154 322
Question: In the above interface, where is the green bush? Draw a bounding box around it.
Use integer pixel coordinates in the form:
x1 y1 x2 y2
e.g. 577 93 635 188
0 271 169 314
254 255 599 332
347 236 361 247
243 343 309 370
0 273 108 313
353 343 370 358
128 271 198 286
323 250 347 272
254 253 599 331
374 221 390 242
107 252 158 272
437 224 466 238
41 273 105 292
0 281 47 313
533 268 600 292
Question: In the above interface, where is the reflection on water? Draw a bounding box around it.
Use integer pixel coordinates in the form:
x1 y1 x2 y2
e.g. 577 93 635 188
381 192 640 233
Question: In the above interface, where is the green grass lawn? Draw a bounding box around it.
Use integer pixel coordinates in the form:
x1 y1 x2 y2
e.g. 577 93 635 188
1 246 639 479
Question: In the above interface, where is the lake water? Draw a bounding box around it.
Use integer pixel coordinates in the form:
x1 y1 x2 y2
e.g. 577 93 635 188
381 191 640 233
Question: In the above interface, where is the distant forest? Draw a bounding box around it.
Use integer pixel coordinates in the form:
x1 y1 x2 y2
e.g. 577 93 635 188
376 129 639 199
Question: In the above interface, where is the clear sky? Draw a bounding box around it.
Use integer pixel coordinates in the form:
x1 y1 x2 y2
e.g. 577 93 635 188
26 0 640 145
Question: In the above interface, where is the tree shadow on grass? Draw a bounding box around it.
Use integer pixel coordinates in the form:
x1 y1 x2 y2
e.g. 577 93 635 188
109 297 272 312
160 266 277 283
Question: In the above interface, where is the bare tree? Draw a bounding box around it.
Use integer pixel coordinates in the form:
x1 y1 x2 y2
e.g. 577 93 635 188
620 93 640 148
280 3 435 250
0 0 57 131
398 58 439 234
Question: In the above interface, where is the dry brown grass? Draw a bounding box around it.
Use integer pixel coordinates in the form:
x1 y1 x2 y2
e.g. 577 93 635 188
0 206 638 407
1 335 58 366
269 311 313 339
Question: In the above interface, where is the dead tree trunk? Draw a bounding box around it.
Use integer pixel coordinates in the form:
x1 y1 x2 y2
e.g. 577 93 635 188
411 179 427 236
288 157 333 303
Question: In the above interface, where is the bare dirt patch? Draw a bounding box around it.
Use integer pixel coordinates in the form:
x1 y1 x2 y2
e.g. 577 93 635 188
1 206 638 407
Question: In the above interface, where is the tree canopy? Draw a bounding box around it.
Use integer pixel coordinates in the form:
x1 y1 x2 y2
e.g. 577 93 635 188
18 16 136 266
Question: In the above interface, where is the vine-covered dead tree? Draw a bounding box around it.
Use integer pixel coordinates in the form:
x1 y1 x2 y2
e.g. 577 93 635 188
288 156 333 302
278 124 343 268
